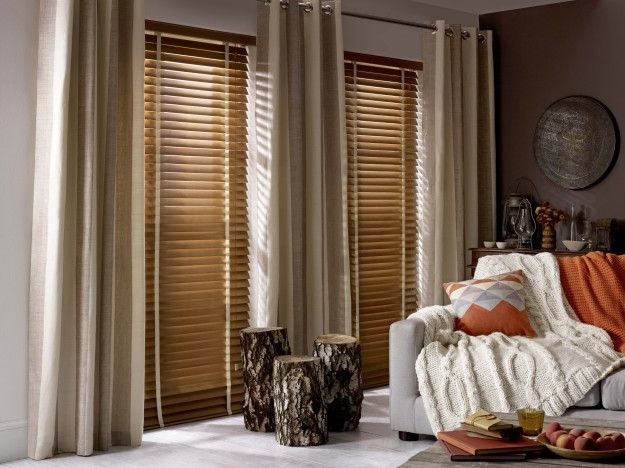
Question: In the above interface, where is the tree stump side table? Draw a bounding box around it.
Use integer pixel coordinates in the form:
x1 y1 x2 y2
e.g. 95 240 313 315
313 334 363 431
273 355 328 446
240 327 291 432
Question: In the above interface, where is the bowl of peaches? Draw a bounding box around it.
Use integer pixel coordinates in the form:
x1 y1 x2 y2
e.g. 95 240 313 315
537 421 625 461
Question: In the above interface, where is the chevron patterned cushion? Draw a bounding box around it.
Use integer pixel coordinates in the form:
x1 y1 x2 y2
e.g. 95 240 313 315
443 270 537 337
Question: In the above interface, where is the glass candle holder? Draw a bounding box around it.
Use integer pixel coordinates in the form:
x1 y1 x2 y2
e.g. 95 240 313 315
516 408 545 436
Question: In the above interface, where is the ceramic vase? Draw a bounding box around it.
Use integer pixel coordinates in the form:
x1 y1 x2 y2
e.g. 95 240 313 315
541 224 555 250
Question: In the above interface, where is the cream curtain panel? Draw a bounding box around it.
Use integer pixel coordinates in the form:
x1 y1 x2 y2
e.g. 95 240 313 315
418 21 496 306
251 0 350 353
28 0 144 460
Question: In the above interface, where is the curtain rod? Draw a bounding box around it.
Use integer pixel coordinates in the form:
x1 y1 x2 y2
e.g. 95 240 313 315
255 0 485 40
341 11 436 31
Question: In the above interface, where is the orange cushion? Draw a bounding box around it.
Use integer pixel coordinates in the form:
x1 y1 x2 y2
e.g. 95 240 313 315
443 271 537 337
558 252 625 353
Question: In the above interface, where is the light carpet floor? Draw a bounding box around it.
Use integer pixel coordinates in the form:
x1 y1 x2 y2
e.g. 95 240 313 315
5 387 433 468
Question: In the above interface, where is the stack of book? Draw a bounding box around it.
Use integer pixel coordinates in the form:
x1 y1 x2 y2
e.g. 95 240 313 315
437 410 544 462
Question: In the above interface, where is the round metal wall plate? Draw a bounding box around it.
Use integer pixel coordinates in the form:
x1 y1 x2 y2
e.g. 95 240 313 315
533 96 618 190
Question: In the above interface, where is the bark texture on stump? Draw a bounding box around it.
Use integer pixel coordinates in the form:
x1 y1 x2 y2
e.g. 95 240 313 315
240 327 291 432
313 334 363 431
273 355 328 446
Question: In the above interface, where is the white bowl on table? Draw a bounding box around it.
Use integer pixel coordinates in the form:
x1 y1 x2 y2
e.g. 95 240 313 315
483 241 496 248
496 242 508 249
562 240 587 252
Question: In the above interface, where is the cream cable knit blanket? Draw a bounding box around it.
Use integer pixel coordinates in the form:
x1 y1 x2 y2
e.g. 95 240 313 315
414 253 625 434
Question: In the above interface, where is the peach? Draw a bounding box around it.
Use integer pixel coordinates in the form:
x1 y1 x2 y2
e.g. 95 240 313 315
556 434 576 450
545 422 562 436
549 430 568 445
574 436 596 451
569 427 585 437
582 431 601 441
611 433 625 449
596 436 616 451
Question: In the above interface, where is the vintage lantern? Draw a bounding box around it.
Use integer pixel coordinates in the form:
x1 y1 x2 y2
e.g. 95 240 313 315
513 198 536 249
501 177 539 246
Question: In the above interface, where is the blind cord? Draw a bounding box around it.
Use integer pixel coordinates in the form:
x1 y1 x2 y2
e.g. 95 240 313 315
224 42 233 417
154 31 165 429
400 68 406 320
351 61 360 339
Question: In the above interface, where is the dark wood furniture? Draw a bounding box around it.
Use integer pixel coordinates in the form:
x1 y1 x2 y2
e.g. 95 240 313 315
402 414 625 467
468 247 587 277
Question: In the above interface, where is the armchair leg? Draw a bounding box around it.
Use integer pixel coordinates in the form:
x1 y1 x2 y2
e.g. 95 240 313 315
398 431 420 441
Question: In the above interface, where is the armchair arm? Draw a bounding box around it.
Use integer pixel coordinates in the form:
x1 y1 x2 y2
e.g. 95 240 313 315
389 316 426 433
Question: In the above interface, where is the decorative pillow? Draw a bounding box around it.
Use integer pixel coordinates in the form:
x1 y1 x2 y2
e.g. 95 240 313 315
443 270 537 337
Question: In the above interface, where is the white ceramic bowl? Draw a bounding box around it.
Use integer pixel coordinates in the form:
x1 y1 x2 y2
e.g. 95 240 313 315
483 241 496 248
562 240 587 252
496 242 508 249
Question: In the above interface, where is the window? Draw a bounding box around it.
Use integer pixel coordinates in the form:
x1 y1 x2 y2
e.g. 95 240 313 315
345 52 420 388
144 21 252 428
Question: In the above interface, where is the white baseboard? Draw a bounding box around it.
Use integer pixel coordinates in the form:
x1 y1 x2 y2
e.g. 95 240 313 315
0 419 27 463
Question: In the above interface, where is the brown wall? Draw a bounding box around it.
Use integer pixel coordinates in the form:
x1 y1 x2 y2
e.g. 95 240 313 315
480 0 625 227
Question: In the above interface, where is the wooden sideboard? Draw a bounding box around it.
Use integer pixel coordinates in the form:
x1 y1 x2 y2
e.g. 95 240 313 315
468 247 587 277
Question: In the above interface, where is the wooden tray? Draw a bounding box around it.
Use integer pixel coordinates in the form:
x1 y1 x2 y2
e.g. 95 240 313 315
537 429 625 461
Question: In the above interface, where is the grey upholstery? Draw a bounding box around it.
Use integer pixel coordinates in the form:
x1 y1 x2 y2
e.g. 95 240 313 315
389 316 625 436
574 383 600 407
389 317 426 434
602 367 625 410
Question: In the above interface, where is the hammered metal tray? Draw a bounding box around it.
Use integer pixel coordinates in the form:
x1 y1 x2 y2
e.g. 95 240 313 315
533 96 618 190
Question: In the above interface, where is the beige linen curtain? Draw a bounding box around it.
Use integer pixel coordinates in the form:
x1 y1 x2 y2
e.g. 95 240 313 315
418 21 496 306
28 0 144 460
251 0 350 353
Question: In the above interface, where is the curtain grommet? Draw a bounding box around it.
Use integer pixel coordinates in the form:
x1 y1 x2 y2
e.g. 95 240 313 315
299 1 313 13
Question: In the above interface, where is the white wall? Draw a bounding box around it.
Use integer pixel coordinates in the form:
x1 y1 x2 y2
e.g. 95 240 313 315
0 0 38 463
145 0 477 61
145 0 257 37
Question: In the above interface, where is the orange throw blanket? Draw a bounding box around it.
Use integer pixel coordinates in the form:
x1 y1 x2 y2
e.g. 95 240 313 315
558 252 625 353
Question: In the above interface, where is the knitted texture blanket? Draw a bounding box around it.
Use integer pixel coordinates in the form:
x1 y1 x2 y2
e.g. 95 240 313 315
558 252 625 353
413 253 625 434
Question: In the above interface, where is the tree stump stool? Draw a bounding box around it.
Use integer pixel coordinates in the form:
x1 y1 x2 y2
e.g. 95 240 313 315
240 327 291 432
273 355 328 446
313 334 363 431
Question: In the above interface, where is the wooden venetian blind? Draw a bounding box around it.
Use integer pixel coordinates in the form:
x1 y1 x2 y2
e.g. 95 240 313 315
144 22 253 429
345 52 420 388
